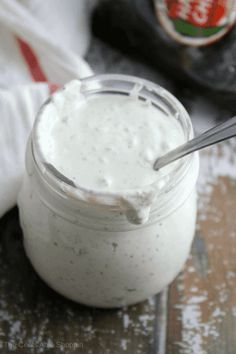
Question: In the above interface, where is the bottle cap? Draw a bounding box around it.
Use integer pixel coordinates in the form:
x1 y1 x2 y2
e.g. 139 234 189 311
154 0 236 46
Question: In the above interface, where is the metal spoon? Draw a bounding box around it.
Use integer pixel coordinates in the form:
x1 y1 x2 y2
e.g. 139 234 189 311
153 116 236 170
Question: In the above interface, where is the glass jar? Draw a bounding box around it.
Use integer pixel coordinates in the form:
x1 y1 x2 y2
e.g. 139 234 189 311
18 74 199 308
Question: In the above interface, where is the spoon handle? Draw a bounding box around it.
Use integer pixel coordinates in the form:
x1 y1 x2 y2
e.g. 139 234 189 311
153 116 236 170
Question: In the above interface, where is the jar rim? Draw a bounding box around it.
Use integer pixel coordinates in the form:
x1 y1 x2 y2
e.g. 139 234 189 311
31 73 194 207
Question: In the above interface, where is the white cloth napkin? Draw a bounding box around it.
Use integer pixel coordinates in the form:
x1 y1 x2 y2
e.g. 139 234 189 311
0 0 94 217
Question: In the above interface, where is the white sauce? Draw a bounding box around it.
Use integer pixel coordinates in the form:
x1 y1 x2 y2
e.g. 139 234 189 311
37 81 184 224
18 78 199 307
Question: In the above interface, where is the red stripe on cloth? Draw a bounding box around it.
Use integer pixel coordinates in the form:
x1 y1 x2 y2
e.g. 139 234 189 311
16 37 48 82
48 83 60 94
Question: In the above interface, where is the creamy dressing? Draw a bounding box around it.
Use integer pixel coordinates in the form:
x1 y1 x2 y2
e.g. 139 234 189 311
18 76 199 307
36 81 185 224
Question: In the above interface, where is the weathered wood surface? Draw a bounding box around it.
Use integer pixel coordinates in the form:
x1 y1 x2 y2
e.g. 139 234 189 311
167 141 236 354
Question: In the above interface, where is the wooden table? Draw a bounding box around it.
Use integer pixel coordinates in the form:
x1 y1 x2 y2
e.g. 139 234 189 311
0 137 236 354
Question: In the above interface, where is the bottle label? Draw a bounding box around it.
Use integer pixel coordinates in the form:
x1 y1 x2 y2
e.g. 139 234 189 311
154 0 236 46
